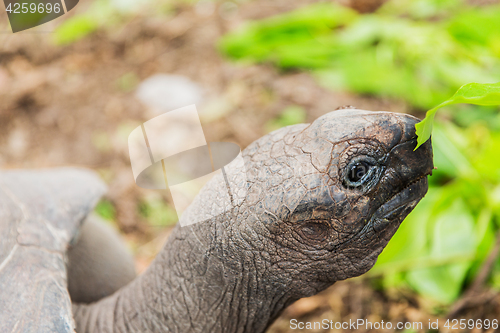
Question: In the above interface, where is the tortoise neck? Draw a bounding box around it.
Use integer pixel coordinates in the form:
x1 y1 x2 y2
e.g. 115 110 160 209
72 223 293 333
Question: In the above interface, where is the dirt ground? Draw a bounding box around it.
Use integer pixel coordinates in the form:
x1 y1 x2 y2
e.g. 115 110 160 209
1 0 499 331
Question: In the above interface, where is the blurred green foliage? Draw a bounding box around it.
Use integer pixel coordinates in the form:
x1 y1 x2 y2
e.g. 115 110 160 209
265 105 306 133
373 117 500 305
219 0 500 306
138 194 178 227
54 15 99 45
116 72 140 92
219 0 500 110
53 0 155 45
95 199 117 221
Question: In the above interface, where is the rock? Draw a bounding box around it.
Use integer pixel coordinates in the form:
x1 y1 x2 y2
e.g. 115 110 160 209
135 74 204 116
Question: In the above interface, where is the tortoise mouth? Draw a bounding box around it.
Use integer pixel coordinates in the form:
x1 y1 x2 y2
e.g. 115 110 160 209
371 176 428 231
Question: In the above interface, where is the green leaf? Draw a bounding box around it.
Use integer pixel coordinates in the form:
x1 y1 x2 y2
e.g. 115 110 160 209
406 199 476 304
374 190 438 270
218 2 357 68
220 2 500 113
53 15 99 45
431 125 478 179
415 82 500 149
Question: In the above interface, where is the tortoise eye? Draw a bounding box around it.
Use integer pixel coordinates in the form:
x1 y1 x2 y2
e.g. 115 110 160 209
343 156 379 189
298 222 330 243
348 161 372 183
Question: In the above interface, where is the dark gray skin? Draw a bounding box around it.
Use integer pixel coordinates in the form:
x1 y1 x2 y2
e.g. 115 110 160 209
72 109 433 333
67 214 136 304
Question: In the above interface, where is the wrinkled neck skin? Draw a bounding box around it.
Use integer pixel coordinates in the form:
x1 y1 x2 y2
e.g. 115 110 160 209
73 124 335 333
73 216 328 333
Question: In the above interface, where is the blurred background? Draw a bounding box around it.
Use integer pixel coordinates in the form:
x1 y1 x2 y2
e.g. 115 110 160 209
1 0 500 331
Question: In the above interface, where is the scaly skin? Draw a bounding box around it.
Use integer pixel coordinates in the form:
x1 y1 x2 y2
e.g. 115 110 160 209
73 109 433 333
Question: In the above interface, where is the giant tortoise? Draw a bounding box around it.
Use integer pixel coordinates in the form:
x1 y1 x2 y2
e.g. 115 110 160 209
0 108 433 333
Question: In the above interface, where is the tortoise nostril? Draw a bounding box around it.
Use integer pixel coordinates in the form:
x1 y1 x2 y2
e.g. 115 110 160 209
297 221 331 243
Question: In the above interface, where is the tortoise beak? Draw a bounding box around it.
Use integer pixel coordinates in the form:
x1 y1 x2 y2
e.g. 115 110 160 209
370 133 433 233
372 176 428 232
388 137 434 183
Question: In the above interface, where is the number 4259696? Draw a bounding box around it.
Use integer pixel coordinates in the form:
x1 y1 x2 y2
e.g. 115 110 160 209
444 318 498 330
5 2 61 14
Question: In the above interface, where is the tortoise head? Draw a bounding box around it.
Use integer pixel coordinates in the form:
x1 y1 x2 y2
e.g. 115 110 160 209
228 108 433 296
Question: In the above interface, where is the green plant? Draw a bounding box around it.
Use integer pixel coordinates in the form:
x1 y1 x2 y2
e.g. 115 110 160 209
373 117 500 305
265 106 306 133
219 2 500 110
53 15 99 45
52 0 146 45
415 82 500 148
94 199 116 221
138 194 178 227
